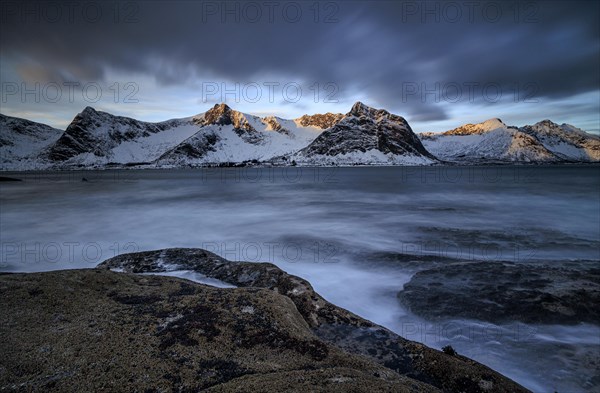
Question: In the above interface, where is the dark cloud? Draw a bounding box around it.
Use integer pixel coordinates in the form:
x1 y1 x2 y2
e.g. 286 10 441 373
0 0 598 121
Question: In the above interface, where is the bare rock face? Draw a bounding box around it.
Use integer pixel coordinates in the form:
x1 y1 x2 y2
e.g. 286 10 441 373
44 107 187 162
95 248 529 393
45 107 109 161
157 132 221 164
296 112 345 129
198 103 263 144
263 116 293 136
296 102 435 160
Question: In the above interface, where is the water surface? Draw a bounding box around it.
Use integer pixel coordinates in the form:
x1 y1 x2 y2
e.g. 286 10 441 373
1 166 599 392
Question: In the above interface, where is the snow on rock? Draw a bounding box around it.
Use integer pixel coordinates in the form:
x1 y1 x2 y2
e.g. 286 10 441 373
40 107 202 168
289 102 436 165
420 118 560 163
155 103 325 166
3 104 598 170
519 120 600 161
0 114 62 170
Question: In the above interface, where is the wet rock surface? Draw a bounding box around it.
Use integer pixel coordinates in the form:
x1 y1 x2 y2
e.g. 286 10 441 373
0 269 427 392
0 248 530 392
96 248 528 392
398 261 600 324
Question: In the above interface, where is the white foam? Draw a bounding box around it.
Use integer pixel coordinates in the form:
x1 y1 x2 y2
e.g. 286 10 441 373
142 270 236 289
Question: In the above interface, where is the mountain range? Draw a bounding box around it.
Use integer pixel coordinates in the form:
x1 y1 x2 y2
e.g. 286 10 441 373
1 102 598 170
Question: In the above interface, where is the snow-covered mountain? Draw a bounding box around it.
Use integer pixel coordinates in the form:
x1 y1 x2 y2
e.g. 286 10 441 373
41 107 203 167
2 104 598 170
155 103 328 166
288 102 436 165
0 114 63 170
419 118 598 163
520 120 600 161
0 104 336 170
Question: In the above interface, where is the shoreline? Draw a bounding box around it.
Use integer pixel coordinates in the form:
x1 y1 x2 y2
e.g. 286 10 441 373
0 248 530 392
2 161 600 173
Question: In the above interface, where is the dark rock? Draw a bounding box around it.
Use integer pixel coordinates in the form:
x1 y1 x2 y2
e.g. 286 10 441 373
442 345 457 356
0 176 22 182
98 248 529 392
157 132 221 164
398 261 600 324
44 107 188 162
263 116 294 136
0 269 432 392
198 103 263 145
296 102 435 160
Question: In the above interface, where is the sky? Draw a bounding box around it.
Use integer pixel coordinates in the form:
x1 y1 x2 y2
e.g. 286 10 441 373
0 0 599 134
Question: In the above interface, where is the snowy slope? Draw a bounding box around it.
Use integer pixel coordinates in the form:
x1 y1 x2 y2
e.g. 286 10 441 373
3 105 598 169
155 103 328 166
0 114 63 170
288 102 436 166
40 107 202 168
519 120 600 161
419 118 559 163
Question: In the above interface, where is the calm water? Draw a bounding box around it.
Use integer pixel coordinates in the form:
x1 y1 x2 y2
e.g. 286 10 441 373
1 166 599 392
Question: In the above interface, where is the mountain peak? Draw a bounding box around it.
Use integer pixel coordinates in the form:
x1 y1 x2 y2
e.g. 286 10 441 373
203 103 235 126
213 103 231 112
350 101 370 114
534 119 559 128
198 103 259 141
347 101 390 120
480 118 506 131
349 101 389 118
442 118 509 136
81 106 98 115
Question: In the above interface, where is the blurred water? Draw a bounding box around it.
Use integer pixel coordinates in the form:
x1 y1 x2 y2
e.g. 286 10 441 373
1 166 599 392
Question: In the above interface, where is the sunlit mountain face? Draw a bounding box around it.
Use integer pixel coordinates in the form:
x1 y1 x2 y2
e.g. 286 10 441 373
2 102 598 169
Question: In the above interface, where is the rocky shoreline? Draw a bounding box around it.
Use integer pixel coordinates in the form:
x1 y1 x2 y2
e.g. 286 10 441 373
0 248 529 392
398 260 600 325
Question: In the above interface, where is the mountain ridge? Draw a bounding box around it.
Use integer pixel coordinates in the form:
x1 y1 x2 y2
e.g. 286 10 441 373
1 103 599 170
288 101 436 165
419 118 599 163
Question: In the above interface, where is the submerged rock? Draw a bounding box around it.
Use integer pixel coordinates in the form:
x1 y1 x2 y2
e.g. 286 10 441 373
0 176 22 182
0 249 529 392
398 261 600 324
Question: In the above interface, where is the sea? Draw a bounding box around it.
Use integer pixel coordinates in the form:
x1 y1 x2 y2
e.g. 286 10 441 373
1 165 598 392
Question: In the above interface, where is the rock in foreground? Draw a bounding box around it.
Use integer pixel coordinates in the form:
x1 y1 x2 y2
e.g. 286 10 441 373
0 248 530 392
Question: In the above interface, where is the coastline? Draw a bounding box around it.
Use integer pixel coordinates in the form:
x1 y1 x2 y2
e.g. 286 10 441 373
0 248 530 392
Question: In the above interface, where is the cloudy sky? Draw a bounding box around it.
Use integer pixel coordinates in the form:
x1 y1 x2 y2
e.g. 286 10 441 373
1 0 598 133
